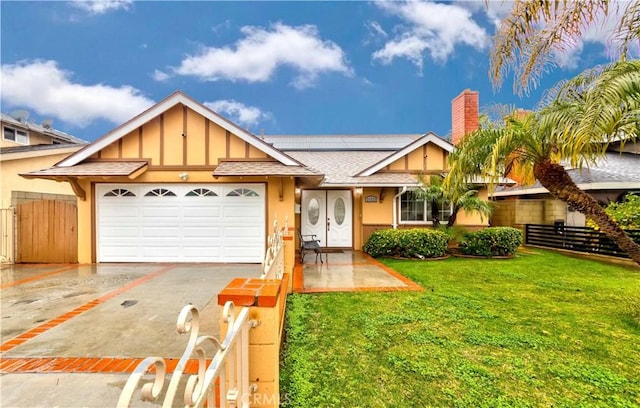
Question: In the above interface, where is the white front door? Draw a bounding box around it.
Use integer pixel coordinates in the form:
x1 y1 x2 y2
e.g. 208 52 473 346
301 190 352 247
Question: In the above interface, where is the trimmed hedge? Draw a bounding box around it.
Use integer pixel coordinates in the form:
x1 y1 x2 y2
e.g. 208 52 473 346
363 228 448 259
458 227 523 257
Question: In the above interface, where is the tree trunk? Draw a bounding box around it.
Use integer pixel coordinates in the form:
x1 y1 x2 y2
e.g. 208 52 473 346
431 199 440 228
534 159 640 266
448 205 460 228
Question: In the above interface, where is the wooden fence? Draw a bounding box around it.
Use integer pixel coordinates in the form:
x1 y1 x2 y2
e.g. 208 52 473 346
525 224 640 259
17 200 77 263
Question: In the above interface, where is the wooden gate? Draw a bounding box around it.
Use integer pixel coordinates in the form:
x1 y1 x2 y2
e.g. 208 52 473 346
17 200 77 263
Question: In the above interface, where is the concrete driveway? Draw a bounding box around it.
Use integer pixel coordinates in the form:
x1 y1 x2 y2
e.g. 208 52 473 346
0 263 262 407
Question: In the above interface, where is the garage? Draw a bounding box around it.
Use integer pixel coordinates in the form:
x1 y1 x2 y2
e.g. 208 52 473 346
96 183 265 262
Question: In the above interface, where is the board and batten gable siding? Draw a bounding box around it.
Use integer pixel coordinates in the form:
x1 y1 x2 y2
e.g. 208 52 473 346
385 143 448 172
89 104 269 166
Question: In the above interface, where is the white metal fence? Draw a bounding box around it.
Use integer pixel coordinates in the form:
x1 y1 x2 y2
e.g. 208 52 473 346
117 220 286 408
0 208 14 263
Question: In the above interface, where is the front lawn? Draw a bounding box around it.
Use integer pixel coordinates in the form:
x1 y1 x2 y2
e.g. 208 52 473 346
280 250 640 407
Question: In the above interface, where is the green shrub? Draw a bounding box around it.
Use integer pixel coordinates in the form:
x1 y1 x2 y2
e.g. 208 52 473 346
363 228 448 259
458 227 523 257
587 193 640 230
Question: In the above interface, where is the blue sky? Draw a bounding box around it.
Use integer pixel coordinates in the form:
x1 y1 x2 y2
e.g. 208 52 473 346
0 1 621 142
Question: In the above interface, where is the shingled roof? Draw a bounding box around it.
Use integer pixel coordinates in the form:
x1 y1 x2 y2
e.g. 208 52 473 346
493 152 640 196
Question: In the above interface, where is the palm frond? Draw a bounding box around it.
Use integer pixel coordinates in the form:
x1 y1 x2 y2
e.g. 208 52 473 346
616 0 640 57
489 0 624 95
539 60 640 167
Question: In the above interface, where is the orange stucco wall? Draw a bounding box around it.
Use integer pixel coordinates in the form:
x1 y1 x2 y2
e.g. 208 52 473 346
361 188 394 225
92 106 269 166
1 152 80 208
385 142 447 172
455 187 491 226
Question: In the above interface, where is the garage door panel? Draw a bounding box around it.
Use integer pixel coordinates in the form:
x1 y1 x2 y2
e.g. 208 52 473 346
182 204 221 216
141 229 182 239
182 228 222 238
100 227 139 238
142 245 180 256
181 217 221 225
142 206 180 218
99 206 140 217
224 226 264 239
181 246 222 257
97 183 264 263
102 242 138 262
222 205 262 218
223 247 263 262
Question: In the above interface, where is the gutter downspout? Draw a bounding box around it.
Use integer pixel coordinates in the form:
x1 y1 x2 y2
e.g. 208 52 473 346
392 186 408 229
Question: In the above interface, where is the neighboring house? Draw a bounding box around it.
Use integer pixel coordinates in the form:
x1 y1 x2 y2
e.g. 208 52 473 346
23 90 492 266
1 112 87 262
491 145 640 229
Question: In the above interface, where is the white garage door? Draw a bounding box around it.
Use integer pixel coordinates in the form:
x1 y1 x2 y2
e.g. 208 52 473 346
96 184 265 262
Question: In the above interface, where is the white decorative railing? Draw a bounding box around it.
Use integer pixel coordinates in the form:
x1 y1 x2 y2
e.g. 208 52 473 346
0 208 14 263
117 219 287 408
261 220 284 280
117 302 256 408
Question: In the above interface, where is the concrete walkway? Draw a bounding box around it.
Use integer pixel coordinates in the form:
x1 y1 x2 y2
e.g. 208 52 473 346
296 250 422 293
1 253 420 407
1 263 261 407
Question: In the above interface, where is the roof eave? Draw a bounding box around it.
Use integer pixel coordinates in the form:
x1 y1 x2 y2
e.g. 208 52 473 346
491 181 640 197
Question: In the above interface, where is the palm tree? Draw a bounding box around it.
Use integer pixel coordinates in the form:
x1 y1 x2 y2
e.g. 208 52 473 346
417 175 445 228
416 175 494 228
490 0 640 94
446 60 640 265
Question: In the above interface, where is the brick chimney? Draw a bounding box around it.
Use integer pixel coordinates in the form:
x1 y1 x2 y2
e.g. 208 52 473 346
451 89 479 145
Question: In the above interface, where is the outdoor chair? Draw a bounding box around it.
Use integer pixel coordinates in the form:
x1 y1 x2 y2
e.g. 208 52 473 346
297 230 324 264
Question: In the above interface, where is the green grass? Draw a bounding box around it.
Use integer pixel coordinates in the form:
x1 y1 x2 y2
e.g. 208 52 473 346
280 250 640 407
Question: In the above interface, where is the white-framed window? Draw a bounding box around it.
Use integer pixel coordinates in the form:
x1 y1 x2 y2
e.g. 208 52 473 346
3 126 29 145
227 188 259 197
399 190 451 223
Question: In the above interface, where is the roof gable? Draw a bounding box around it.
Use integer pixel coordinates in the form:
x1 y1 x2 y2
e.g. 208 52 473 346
357 132 453 176
57 91 298 167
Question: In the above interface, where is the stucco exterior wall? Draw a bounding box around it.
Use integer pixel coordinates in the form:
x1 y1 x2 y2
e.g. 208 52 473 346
1 151 80 208
455 188 491 226
361 187 394 225
385 142 448 173
91 106 268 166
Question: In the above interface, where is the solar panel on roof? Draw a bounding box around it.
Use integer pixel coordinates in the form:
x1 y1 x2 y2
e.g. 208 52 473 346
263 134 424 150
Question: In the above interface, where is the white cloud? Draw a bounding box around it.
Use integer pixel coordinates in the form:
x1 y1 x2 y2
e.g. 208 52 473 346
537 5 629 69
204 100 271 128
1 60 154 127
172 23 352 89
368 21 388 38
69 0 132 15
152 69 171 82
455 0 514 27
373 1 489 71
